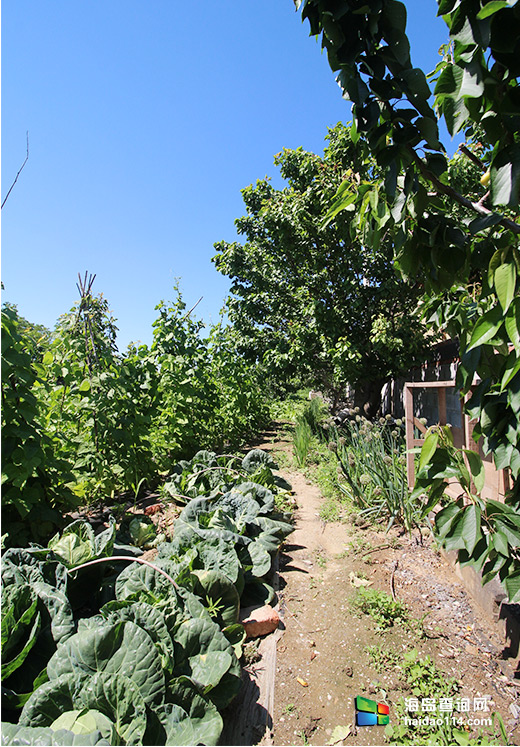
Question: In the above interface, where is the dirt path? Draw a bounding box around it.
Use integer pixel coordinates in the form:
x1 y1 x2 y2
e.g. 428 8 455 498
253 428 520 747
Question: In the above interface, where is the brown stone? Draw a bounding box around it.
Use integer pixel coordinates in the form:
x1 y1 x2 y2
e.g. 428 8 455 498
239 604 280 638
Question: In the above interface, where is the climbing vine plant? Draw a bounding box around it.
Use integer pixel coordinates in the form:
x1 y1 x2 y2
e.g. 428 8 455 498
296 0 520 599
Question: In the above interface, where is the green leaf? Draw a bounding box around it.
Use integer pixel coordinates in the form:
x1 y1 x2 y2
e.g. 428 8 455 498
323 181 358 227
468 213 502 234
492 530 509 556
50 710 116 740
466 305 504 351
47 620 165 707
504 570 520 603
459 504 481 555
491 145 520 208
434 64 459 96
47 518 116 569
0 723 110 745
477 1 513 19
164 676 223 746
443 510 468 551
221 624 246 659
505 298 520 351
435 503 461 540
501 351 520 391
399 68 432 101
173 618 239 700
437 0 458 14
20 671 147 745
191 569 240 627
78 379 91 392
494 260 517 312
493 517 520 548
1 584 41 680
463 450 485 493
419 430 439 472
100 599 175 671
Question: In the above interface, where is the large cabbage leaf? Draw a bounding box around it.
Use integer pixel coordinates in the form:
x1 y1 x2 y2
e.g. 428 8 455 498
1 558 75 715
160 676 222 746
46 621 164 706
20 671 147 745
50 710 116 743
191 569 240 628
98 600 174 672
47 519 116 569
175 498 249 545
214 491 260 528
239 578 276 608
237 541 272 578
1 549 69 594
241 449 278 472
254 515 294 540
1 584 41 680
172 618 241 706
194 537 242 586
232 482 275 514
1 723 110 745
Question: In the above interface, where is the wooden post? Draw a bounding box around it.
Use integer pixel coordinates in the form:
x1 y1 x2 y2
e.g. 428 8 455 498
438 387 447 425
405 384 415 489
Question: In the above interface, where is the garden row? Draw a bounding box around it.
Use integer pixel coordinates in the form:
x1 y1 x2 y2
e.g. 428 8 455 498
2 287 270 549
1 448 293 746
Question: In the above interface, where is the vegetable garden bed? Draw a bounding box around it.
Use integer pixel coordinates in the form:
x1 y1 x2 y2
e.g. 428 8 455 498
1 448 293 746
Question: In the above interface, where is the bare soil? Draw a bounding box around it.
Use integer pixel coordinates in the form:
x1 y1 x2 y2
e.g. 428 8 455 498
252 426 520 747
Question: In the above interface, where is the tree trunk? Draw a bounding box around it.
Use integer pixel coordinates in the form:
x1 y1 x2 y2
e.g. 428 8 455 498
353 378 386 419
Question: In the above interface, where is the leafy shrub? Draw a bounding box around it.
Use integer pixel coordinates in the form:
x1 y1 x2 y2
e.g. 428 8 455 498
1 308 77 546
2 286 270 520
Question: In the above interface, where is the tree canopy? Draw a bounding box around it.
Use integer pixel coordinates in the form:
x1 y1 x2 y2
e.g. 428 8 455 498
214 123 428 412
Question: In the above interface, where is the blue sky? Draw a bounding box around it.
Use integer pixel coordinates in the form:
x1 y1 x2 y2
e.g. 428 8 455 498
3 1 452 349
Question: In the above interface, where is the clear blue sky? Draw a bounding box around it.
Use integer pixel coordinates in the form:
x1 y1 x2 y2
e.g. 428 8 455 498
2 1 452 350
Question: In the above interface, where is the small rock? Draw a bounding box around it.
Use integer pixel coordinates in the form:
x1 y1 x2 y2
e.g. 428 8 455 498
240 605 280 638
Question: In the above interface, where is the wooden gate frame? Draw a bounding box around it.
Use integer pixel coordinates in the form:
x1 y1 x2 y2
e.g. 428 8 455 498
404 380 457 491
404 380 510 500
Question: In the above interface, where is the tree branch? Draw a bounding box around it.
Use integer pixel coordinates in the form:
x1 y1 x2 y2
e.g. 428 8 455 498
458 144 486 172
408 146 520 235
183 296 203 319
1 132 29 210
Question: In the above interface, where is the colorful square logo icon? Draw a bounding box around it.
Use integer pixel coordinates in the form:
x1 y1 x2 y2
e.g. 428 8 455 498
355 696 390 726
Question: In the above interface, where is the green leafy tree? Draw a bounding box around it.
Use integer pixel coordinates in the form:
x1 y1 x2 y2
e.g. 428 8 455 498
295 0 520 595
214 123 428 413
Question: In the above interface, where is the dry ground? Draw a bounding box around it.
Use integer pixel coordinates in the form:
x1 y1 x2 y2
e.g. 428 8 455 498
252 427 520 747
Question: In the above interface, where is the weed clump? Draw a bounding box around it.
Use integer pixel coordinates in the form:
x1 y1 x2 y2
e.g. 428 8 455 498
351 587 408 629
